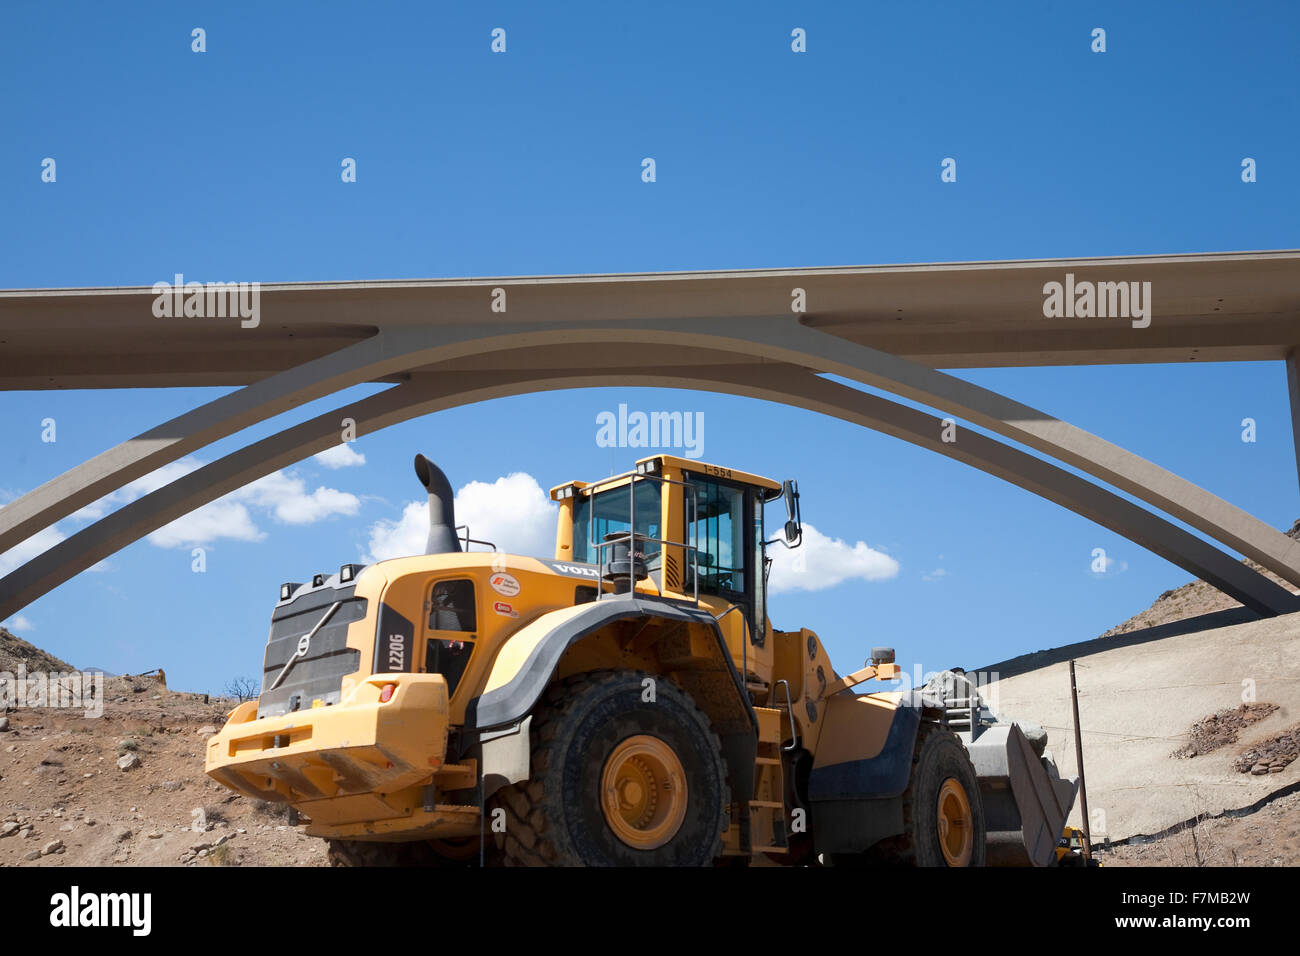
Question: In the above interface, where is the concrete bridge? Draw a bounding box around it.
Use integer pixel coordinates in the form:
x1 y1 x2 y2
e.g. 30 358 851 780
2 250 1299 619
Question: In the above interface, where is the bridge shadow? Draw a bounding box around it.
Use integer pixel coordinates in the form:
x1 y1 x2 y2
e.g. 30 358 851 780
976 606 1266 681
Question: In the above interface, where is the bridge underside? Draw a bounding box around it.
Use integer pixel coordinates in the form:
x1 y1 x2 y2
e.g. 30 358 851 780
2 252 1298 619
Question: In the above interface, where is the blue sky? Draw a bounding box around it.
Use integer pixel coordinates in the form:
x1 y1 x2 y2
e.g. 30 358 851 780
1 1 1297 693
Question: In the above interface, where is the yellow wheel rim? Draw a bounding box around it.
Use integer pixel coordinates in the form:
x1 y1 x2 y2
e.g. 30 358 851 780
937 778 974 866
600 735 688 850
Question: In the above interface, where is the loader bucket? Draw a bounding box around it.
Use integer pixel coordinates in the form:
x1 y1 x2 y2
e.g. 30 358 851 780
963 723 1078 867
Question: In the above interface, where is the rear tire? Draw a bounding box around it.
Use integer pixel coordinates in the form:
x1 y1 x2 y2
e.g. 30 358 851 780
489 669 729 866
869 722 986 867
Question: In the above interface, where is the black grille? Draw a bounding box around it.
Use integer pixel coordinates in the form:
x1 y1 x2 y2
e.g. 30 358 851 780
258 586 366 718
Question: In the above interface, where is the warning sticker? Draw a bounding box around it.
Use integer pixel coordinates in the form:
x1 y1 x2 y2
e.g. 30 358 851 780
493 601 519 618
488 572 521 597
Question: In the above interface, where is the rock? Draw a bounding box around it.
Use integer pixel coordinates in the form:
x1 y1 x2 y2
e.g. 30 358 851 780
160 780 183 793
0 821 18 837
1018 723 1049 758
5 744 16 753
59 823 74 832
22 828 36 839
83 818 95 826
0 716 9 731
148 831 163 839
111 826 131 843
1251 765 1270 775
197 725 218 736
39 753 61 766
23 850 41 861
197 849 209 859
1270 765 1285 772
42 839 63 855
117 753 140 771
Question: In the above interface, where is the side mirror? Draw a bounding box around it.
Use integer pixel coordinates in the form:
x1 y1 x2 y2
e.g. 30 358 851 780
781 479 802 547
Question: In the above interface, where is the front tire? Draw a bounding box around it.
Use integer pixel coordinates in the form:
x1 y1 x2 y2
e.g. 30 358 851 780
870 722 986 867
489 669 729 866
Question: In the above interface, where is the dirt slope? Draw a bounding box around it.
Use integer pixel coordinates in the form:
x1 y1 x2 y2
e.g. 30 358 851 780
0 672 327 868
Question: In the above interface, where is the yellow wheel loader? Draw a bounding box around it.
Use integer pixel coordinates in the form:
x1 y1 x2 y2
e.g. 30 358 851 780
205 453 1077 866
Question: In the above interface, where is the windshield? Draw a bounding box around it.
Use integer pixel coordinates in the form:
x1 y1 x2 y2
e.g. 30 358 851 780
572 481 662 564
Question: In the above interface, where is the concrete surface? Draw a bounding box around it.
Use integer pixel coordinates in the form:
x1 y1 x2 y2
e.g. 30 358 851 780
981 610 1300 840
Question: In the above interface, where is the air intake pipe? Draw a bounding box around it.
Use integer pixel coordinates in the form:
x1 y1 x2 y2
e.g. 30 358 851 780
414 454 461 555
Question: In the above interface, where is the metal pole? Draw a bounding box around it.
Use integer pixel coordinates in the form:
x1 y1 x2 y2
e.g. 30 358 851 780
1069 659 1092 863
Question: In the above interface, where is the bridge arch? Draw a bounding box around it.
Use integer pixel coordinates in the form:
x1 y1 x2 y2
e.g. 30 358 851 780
1 352 1294 619
4 317 1298 594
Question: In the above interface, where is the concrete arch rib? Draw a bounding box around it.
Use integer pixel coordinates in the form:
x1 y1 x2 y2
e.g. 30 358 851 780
574 318 1300 587
1 359 1294 620
0 322 579 555
3 316 1297 590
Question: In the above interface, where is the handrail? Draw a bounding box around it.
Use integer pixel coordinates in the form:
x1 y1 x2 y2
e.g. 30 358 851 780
454 524 498 552
773 678 799 752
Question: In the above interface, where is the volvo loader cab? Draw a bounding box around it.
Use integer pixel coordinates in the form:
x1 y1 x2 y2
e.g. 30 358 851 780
205 453 1077 867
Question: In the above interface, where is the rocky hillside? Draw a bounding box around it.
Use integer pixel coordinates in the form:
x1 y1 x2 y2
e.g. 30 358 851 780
1100 519 1300 638
0 627 75 674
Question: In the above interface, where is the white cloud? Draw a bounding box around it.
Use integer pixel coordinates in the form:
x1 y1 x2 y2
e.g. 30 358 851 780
148 471 360 548
240 471 361 525
2 614 34 633
147 499 264 549
314 443 366 469
767 522 900 594
365 472 557 564
64 457 361 549
922 568 947 583
365 501 430 564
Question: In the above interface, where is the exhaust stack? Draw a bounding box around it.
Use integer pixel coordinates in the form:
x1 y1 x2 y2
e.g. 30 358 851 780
413 454 461 555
